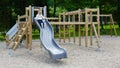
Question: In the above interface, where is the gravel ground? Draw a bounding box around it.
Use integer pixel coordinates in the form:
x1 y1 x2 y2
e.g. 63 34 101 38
0 35 120 68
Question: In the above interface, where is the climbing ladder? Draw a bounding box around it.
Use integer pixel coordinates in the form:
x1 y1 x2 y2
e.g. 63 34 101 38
11 16 29 51
6 23 18 48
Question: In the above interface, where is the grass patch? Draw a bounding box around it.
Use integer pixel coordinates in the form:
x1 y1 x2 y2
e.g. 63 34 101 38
1 24 120 41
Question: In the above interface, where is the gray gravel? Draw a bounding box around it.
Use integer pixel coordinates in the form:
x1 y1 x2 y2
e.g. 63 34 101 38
0 35 120 68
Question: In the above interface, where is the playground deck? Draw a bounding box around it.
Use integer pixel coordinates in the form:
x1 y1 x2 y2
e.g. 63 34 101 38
0 36 120 68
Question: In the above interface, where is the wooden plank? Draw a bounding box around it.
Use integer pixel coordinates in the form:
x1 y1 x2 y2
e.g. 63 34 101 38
47 17 59 20
86 8 98 12
19 21 27 23
60 9 85 15
19 15 28 19
50 22 98 25
34 7 42 9
26 7 29 10
90 14 111 17
34 7 42 11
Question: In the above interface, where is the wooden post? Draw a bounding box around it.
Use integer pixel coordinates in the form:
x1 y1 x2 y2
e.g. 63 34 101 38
85 8 88 47
63 14 66 43
59 14 61 42
78 11 81 46
97 8 100 38
25 7 29 49
68 15 71 42
110 16 112 36
90 11 93 46
73 14 75 43
29 5 32 50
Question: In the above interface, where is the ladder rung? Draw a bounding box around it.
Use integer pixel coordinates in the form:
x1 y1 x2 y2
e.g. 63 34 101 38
14 42 18 45
18 35 22 37
60 32 69 34
22 28 25 30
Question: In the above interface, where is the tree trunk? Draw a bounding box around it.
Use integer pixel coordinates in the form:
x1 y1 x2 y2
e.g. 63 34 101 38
53 0 56 17
53 0 59 33
117 0 120 28
99 0 105 34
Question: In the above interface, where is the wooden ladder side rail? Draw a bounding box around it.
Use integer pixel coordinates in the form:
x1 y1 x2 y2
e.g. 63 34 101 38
110 14 117 36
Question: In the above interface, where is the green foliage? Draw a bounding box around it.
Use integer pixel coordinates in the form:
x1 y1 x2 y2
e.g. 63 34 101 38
49 7 67 16
0 0 120 34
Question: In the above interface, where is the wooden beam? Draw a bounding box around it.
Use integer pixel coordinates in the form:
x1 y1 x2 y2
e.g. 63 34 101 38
47 17 59 20
86 8 98 12
50 22 98 25
90 14 111 17
19 15 28 19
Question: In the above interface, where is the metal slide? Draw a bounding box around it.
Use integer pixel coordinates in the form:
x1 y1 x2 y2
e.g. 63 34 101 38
6 23 18 40
34 19 67 60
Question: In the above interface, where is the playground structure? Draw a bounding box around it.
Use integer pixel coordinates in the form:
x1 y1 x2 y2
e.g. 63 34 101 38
6 6 47 52
6 6 101 52
98 14 117 36
57 8 101 47
5 5 117 59
6 5 67 60
49 9 117 47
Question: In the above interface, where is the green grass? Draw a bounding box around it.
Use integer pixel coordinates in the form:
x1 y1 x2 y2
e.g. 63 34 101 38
0 33 5 41
1 24 120 41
